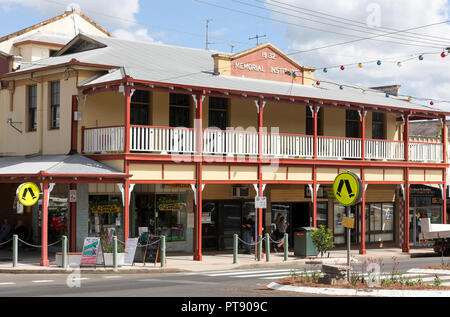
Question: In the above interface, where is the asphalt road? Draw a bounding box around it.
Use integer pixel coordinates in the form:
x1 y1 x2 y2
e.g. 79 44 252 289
0 253 447 298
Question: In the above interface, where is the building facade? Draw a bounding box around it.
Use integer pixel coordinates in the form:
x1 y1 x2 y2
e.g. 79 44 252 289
0 31 449 265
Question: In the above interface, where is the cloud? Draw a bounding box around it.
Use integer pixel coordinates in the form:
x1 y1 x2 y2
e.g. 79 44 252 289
113 28 162 43
0 0 166 46
264 0 450 111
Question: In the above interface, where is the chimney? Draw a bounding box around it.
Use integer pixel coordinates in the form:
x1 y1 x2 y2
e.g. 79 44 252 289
370 85 401 96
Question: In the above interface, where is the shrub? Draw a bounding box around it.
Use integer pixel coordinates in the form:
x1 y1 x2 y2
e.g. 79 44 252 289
310 225 335 257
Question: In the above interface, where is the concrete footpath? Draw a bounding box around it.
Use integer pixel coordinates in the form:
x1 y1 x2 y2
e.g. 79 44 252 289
0 247 435 274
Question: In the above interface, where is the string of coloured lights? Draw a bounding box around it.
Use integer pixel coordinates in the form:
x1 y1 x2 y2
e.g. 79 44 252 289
291 49 450 107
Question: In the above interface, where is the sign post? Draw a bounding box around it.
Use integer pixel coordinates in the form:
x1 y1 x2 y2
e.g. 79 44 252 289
333 171 362 280
254 196 267 260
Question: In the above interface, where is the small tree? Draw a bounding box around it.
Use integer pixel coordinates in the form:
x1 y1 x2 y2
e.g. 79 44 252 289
310 225 335 257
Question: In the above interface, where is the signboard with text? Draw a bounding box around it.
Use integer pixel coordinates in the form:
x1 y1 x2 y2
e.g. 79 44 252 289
80 237 104 267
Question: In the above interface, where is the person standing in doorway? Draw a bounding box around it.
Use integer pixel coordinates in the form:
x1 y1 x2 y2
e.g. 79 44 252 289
276 216 288 251
242 213 255 254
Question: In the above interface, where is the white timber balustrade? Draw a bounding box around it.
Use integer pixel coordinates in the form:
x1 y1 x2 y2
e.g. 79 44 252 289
365 139 404 160
262 133 313 158
317 136 361 159
83 126 124 153
203 129 258 156
408 142 443 162
130 126 196 154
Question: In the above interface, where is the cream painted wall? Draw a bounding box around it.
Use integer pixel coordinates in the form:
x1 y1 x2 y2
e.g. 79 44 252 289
18 44 63 62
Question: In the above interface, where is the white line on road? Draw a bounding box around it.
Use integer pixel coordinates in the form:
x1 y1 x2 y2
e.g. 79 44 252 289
0 282 16 285
206 269 303 277
233 271 295 278
103 276 122 279
138 279 218 285
32 280 54 283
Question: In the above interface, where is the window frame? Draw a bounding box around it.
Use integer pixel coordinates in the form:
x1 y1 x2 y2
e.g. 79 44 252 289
169 93 191 128
28 85 37 132
208 97 228 130
130 90 150 126
371 112 386 140
50 81 60 130
345 110 361 138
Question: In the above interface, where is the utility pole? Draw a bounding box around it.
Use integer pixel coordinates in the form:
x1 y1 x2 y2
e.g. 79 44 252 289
249 34 266 46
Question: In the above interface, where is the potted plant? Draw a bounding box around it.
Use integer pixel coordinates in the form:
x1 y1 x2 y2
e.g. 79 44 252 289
101 238 125 267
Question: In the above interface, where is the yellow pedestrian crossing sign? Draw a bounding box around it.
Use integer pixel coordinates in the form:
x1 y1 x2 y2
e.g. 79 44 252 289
17 182 40 206
333 172 362 206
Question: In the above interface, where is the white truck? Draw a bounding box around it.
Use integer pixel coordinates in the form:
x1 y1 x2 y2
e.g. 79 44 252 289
419 218 450 255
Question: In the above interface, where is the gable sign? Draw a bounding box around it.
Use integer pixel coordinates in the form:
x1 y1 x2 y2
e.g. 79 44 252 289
231 46 303 83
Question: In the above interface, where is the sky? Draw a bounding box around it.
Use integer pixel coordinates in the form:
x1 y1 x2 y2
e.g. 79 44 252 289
1 0 450 111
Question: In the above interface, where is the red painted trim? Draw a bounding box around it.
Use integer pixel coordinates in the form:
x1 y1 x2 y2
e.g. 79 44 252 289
40 181 49 266
313 165 317 228
130 180 195 184
313 105 318 159
403 168 410 253
84 125 125 130
444 168 447 224
360 168 366 255
124 87 131 154
13 40 65 48
81 126 85 154
161 163 165 180
361 111 366 161
405 114 410 162
70 183 77 252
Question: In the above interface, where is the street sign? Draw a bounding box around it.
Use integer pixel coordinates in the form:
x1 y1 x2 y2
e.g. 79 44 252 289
255 196 267 209
342 217 355 229
332 172 363 206
17 182 40 206
69 189 77 203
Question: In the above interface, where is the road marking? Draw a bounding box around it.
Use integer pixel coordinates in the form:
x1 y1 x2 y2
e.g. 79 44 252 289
407 269 450 275
32 280 54 283
0 282 16 285
206 269 300 277
233 271 295 278
138 279 218 285
103 276 122 279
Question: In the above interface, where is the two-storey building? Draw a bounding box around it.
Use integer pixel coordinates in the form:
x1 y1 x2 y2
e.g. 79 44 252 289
1 32 449 265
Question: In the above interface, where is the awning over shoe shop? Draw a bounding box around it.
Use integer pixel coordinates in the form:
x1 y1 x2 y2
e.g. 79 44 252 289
0 154 130 183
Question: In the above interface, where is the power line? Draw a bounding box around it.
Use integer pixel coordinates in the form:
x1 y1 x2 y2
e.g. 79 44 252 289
264 0 450 44
233 0 450 48
195 0 448 50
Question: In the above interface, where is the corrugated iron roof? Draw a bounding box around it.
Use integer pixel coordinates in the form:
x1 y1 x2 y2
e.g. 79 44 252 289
0 154 126 176
5 33 448 115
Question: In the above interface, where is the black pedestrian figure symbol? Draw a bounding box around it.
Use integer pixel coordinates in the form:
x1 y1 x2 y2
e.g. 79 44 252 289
336 179 355 198
22 187 36 200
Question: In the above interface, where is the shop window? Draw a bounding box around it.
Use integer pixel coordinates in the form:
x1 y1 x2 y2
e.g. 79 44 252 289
50 81 60 129
131 90 150 125
169 93 190 128
345 110 360 138
305 107 323 135
372 112 385 139
28 85 37 131
155 194 187 242
208 97 228 130
88 195 123 241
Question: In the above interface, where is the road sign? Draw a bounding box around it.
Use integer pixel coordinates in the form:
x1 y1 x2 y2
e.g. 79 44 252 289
342 217 355 229
17 182 40 206
333 172 363 206
255 196 267 209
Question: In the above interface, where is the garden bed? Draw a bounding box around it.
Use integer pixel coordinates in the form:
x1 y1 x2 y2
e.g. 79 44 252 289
276 277 450 290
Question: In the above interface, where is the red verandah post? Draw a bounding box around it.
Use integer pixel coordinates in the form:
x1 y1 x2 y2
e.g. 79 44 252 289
41 181 50 266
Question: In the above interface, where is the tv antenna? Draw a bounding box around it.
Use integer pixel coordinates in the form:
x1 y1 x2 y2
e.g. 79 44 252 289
205 19 216 50
249 34 266 46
